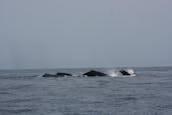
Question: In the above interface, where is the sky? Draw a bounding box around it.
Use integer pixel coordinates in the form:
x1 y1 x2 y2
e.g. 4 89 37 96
0 0 172 69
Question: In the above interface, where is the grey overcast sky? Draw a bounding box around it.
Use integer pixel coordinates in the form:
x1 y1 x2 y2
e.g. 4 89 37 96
0 0 172 69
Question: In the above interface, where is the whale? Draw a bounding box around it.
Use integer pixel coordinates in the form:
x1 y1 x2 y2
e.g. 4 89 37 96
119 70 131 75
42 72 72 77
109 69 136 77
42 73 57 77
56 72 72 76
83 70 107 77
41 69 136 77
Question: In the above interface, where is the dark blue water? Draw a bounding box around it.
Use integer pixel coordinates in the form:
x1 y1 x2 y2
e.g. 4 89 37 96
0 67 172 115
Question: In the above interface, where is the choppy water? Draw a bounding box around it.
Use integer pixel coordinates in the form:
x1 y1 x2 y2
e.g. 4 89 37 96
0 67 172 115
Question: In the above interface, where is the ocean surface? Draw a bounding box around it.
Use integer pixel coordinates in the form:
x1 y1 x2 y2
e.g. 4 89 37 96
0 67 172 115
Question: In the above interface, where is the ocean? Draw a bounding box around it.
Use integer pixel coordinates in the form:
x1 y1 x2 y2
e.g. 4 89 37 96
0 67 172 115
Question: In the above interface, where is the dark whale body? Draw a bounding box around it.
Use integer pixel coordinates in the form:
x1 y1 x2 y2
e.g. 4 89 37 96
83 70 107 77
42 72 72 77
42 73 57 77
119 70 131 75
41 69 135 77
56 72 72 76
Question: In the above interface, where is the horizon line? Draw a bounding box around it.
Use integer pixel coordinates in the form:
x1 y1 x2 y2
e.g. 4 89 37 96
0 65 172 70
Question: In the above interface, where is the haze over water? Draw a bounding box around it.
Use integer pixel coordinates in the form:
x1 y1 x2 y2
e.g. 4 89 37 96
0 0 172 69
